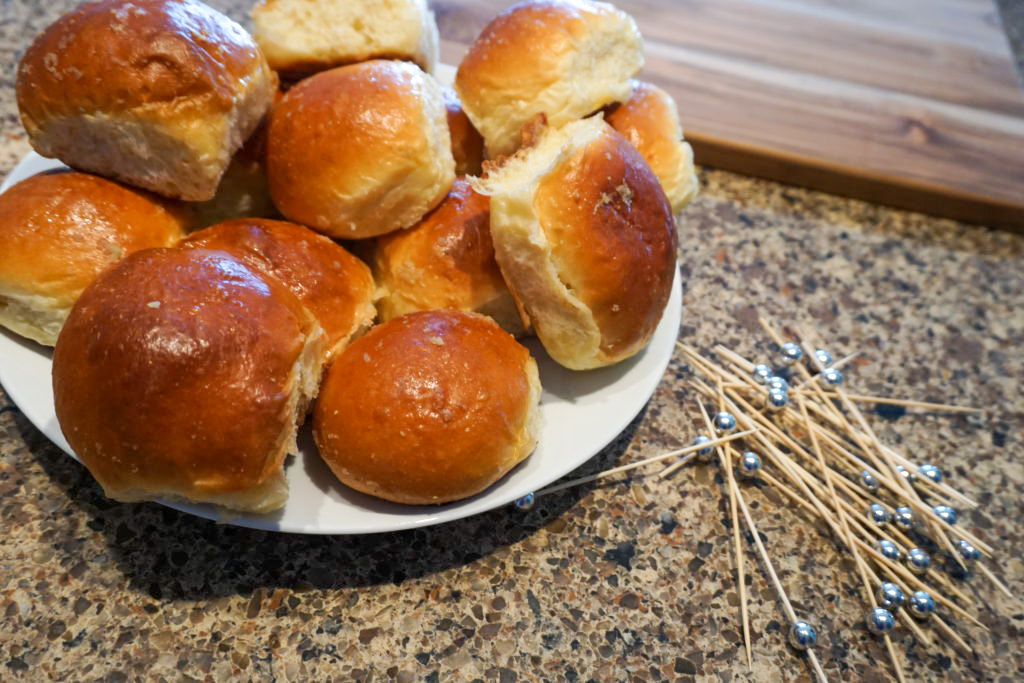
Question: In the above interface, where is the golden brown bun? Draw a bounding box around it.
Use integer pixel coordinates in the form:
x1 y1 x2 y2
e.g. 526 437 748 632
266 60 455 239
252 0 439 80
52 248 326 513
442 87 485 176
373 179 525 336
313 310 541 505
183 218 376 358
455 0 643 157
0 171 186 346
472 117 677 370
606 81 698 214
16 0 276 201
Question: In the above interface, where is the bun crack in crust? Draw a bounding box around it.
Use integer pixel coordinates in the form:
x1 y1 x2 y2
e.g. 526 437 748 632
252 0 440 80
0 171 186 346
314 310 541 505
16 0 277 201
455 0 643 157
606 81 699 215
52 248 326 513
266 60 455 239
373 178 525 336
183 218 376 359
472 116 677 370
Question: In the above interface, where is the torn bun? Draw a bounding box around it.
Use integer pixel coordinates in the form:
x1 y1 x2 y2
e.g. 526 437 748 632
0 171 185 346
52 248 325 513
472 116 677 370
16 0 276 201
606 80 698 214
455 0 643 157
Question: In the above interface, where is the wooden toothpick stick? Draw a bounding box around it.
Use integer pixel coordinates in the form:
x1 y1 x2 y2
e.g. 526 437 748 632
535 430 755 497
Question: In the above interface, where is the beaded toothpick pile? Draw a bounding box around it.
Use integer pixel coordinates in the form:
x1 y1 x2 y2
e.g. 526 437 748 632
514 316 1006 682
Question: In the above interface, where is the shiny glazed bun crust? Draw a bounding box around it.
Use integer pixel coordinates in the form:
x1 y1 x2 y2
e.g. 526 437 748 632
266 60 455 239
606 81 698 214
472 116 677 370
183 218 376 358
313 310 541 505
455 0 643 157
16 0 276 201
52 248 325 513
252 0 440 80
373 179 524 336
0 171 186 346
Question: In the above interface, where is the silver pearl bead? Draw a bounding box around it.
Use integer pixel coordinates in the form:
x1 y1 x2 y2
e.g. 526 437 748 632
877 582 905 609
813 349 833 367
867 607 896 635
767 389 788 411
821 367 843 386
767 376 790 393
868 503 890 526
738 451 762 477
894 465 917 485
714 411 737 432
692 435 713 461
906 547 931 574
933 504 957 526
788 621 817 650
859 469 880 492
876 539 903 562
781 342 803 364
907 591 936 619
893 506 915 531
918 464 942 484
752 364 773 384
513 493 535 510
956 539 981 562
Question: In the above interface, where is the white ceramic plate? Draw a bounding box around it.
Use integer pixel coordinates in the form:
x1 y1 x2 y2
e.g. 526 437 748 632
0 66 680 533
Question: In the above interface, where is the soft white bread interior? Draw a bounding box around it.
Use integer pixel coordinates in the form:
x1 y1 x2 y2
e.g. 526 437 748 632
471 116 677 370
52 248 326 514
607 80 698 214
455 0 643 157
252 0 439 79
16 0 277 201
0 171 186 346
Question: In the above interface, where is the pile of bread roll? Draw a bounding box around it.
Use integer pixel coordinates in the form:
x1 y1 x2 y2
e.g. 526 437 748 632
0 0 697 514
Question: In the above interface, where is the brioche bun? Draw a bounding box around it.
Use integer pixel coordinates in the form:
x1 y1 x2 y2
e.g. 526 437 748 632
16 0 276 201
252 0 439 80
373 179 524 336
52 248 325 513
472 116 677 370
0 171 186 346
313 310 541 505
266 60 455 239
443 87 485 177
455 0 643 157
183 218 376 358
606 81 698 214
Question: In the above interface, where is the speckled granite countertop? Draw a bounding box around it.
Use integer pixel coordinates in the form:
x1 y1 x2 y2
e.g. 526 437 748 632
1 2 1022 681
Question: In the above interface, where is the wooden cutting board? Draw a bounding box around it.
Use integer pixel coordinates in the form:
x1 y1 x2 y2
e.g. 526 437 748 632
434 0 1024 228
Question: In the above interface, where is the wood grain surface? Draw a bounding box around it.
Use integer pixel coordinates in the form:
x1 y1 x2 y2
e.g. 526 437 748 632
434 0 1024 228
